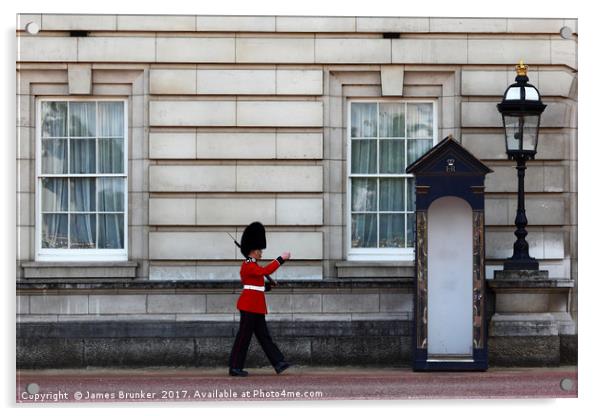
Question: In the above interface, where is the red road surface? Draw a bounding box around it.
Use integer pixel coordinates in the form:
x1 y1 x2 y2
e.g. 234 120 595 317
16 366 577 403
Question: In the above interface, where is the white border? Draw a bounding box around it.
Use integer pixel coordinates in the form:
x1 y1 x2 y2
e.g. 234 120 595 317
35 97 129 262
7 2 590 413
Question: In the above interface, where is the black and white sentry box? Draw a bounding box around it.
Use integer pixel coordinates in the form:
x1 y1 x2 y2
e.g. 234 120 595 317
406 136 493 371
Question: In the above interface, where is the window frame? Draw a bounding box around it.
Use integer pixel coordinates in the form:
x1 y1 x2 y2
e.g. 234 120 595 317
346 98 438 261
35 97 129 262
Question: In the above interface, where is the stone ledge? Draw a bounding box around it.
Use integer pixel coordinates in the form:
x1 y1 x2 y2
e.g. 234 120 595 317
494 270 550 280
488 278 574 290
489 313 559 337
335 261 414 278
16 278 413 292
21 262 138 279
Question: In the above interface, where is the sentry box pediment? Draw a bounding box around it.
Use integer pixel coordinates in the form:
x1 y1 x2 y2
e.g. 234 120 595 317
406 135 493 211
406 135 493 371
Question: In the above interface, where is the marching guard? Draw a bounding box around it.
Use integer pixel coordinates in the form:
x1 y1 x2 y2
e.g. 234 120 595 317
228 222 291 377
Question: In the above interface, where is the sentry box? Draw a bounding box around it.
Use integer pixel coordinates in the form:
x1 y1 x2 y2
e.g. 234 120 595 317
406 136 493 371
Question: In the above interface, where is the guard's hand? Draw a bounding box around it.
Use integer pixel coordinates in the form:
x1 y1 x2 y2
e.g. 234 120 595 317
281 252 291 261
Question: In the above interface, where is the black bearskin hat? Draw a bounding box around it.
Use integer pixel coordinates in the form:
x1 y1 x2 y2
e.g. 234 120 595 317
240 222 267 257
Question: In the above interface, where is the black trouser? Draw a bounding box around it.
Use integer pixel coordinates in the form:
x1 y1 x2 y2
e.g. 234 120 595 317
229 311 285 370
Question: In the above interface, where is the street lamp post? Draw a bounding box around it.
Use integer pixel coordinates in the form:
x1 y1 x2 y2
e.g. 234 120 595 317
489 62 573 368
497 61 547 271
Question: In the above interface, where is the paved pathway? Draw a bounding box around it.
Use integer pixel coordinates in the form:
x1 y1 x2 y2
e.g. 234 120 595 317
17 366 577 403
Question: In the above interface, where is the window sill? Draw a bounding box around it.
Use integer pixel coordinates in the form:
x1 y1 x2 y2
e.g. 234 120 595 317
335 261 414 279
20 261 138 279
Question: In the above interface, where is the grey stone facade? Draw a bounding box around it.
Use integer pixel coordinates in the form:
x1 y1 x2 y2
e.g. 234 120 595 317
16 14 577 368
17 318 410 368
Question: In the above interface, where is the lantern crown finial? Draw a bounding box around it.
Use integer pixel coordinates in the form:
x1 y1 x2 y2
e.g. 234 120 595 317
516 60 528 77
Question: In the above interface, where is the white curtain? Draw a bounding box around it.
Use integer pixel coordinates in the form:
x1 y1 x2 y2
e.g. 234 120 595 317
98 214 124 249
70 139 95 174
41 178 68 248
407 103 433 138
42 214 68 248
70 214 96 248
42 139 67 174
378 104 405 247
98 102 124 137
351 178 377 248
40 102 69 248
378 179 404 247
70 178 96 248
407 103 433 165
379 139 404 174
379 214 404 247
379 178 403 211
350 135 380 247
98 178 123 211
379 103 404 137
69 102 96 137
351 103 377 138
98 139 124 173
99 102 125 174
407 177 416 210
351 139 376 174
407 213 416 247
378 103 405 173
41 102 67 137
41 102 68 174
405 104 430 249
350 102 432 249
42 178 68 211
68 102 97 248
408 140 432 165
350 103 377 247
97 102 125 248
41 101 126 250
98 178 124 248
352 213 377 248
350 103 393 248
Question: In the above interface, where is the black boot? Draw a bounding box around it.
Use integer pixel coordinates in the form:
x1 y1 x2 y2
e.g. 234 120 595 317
229 368 248 377
274 361 290 374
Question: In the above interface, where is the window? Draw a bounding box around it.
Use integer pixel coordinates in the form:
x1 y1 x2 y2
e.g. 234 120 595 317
347 100 436 261
36 99 128 261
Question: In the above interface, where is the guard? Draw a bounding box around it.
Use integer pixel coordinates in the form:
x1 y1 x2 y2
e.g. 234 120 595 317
228 222 291 377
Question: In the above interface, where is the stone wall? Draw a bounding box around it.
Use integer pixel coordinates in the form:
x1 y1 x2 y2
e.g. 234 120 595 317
17 280 412 368
17 320 411 368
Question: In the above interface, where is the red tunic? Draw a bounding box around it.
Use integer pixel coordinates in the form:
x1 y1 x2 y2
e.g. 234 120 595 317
236 258 282 315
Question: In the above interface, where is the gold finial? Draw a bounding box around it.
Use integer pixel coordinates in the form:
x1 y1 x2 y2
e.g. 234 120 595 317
516 60 528 76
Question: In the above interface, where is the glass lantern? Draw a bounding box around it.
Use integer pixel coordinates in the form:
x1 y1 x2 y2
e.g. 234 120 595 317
497 61 547 160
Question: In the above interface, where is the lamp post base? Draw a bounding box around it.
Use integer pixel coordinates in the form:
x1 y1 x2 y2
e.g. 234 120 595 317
488 270 572 366
494 269 549 280
503 258 539 271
